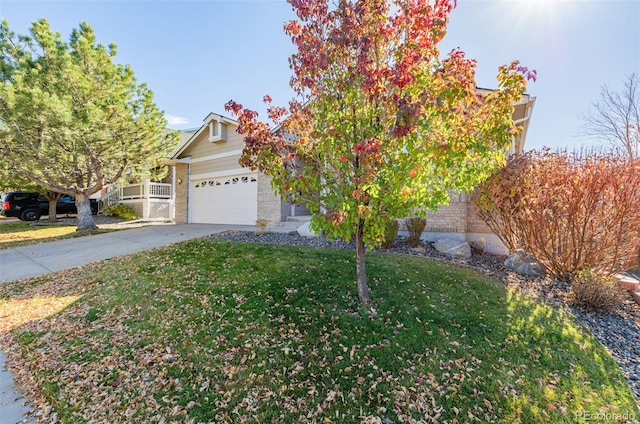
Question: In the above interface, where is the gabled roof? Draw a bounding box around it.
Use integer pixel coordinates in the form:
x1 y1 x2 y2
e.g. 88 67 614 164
165 90 535 164
168 112 237 160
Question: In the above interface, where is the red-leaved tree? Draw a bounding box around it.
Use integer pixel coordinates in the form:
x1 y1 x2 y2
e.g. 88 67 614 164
226 0 534 303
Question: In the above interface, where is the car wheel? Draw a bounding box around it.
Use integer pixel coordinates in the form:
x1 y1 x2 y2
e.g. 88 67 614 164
20 208 41 221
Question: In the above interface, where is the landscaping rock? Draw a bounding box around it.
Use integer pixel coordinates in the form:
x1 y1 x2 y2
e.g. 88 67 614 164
504 250 545 277
297 221 319 237
432 239 471 258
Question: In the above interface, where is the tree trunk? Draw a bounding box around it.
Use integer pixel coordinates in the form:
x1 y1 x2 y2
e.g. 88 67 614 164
47 199 57 222
75 193 97 231
44 192 62 222
355 220 370 304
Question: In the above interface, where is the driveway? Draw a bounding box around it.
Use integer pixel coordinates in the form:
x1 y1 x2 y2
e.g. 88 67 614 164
0 223 297 284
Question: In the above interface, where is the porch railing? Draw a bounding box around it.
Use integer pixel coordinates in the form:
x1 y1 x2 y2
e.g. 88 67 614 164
99 188 121 208
120 179 171 200
97 179 173 220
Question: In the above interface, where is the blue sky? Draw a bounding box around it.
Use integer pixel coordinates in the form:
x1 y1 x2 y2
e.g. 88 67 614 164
1 0 638 151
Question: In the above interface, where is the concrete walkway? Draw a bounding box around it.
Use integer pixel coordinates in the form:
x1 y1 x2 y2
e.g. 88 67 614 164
0 222 299 423
0 223 264 283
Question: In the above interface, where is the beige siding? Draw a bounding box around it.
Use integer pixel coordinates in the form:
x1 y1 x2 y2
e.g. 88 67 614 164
191 156 241 176
180 124 244 159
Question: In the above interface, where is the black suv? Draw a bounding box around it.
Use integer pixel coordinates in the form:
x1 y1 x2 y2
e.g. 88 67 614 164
0 191 98 221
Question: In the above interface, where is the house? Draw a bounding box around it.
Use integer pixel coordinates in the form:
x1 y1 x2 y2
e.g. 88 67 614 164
165 113 294 226
418 91 536 254
165 93 535 254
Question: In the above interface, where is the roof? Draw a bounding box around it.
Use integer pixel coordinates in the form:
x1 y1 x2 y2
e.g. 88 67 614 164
164 90 536 163
511 94 536 154
167 112 238 161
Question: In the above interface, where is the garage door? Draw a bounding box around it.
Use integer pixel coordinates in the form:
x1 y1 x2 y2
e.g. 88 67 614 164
191 172 258 225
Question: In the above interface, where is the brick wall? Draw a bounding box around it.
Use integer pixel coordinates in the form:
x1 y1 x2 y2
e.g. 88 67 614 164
174 163 189 224
257 173 282 226
417 191 494 235
397 192 468 233
466 201 493 234
395 192 508 255
424 192 468 233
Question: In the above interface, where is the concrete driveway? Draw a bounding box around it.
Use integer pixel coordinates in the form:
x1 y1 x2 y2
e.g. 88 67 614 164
0 223 287 284
0 222 299 422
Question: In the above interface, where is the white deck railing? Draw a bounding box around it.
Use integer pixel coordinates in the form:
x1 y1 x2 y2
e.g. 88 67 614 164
99 188 121 207
120 180 171 200
97 179 173 220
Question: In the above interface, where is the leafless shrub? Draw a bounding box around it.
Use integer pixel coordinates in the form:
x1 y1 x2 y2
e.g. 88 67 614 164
405 217 426 247
571 269 623 312
255 219 269 235
383 219 398 249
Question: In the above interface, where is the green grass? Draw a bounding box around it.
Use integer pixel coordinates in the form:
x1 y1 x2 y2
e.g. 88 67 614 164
0 220 116 249
1 239 637 423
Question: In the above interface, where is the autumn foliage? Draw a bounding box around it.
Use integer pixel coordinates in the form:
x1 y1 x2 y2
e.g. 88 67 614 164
226 0 534 302
472 150 640 279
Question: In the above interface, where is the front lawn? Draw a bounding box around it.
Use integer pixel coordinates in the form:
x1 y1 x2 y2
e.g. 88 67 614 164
0 239 637 423
0 220 118 249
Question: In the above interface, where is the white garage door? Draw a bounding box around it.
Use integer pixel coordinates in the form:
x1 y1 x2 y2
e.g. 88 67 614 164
191 172 258 225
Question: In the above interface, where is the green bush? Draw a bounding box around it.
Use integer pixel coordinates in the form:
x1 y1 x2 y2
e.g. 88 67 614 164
100 203 139 221
405 217 426 247
382 219 398 249
571 269 623 313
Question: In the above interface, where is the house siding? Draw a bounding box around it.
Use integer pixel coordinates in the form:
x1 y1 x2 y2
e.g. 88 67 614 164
174 117 283 226
191 156 241 176
181 125 245 158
